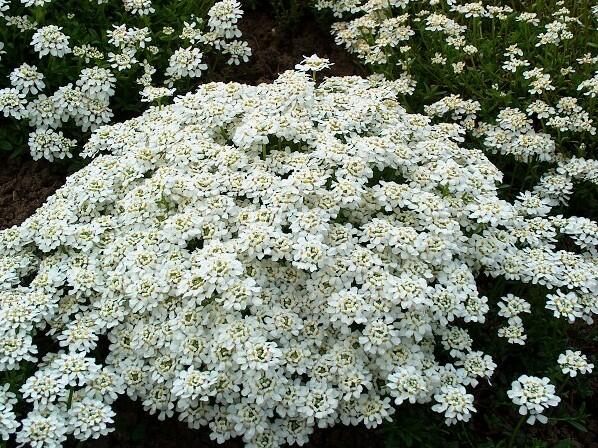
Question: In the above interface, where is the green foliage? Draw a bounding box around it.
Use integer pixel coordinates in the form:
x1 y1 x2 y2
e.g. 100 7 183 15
363 0 596 157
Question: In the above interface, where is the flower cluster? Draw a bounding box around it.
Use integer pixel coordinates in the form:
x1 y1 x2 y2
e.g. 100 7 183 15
0 0 250 160
496 294 530 346
1 66 596 445
507 376 560 424
0 384 18 441
557 350 594 377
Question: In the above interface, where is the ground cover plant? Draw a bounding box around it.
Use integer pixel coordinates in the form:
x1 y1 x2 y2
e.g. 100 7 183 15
1 63 596 448
315 0 596 151
0 0 596 447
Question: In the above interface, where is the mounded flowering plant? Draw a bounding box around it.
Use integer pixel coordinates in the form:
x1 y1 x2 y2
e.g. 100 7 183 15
0 65 596 446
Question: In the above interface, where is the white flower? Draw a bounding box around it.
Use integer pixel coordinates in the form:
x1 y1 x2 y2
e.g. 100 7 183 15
235 337 283 371
208 0 243 40
0 383 18 441
85 368 126 404
432 385 476 425
9 63 45 95
0 407 18 441
0 87 27 119
456 351 496 386
295 54 333 73
16 409 68 448
557 350 594 377
21 0 53 6
546 290 583 322
21 369 68 405
28 128 76 161
172 366 218 404
507 375 560 424
452 62 466 74
356 393 394 429
108 48 138 71
77 67 116 101
68 397 116 440
31 25 71 57
140 85 176 102
387 366 429 405
26 93 62 129
497 317 527 345
223 40 252 65
165 47 208 83
122 0 155 15
300 382 339 426
0 329 38 370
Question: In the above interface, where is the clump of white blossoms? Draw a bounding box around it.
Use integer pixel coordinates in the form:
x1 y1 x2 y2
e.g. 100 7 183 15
295 54 334 73
9 63 45 95
122 0 155 16
0 384 18 441
140 85 176 103
0 65 596 446
507 375 561 424
557 350 594 377
30 25 71 58
164 47 208 86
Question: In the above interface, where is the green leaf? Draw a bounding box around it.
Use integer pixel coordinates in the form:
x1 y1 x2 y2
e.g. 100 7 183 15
565 420 587 432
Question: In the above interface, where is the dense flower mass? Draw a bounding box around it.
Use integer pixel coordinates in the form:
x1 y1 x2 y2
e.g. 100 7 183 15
0 0 251 160
0 67 596 445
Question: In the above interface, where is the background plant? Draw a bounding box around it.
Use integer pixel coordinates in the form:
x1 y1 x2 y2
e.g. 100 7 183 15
314 0 596 164
0 0 250 161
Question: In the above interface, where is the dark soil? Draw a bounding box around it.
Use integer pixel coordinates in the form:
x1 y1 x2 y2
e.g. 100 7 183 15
0 153 67 230
209 6 365 84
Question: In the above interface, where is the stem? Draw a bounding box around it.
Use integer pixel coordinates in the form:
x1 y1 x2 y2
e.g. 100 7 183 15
556 376 570 397
507 414 526 448
460 422 476 448
66 388 74 410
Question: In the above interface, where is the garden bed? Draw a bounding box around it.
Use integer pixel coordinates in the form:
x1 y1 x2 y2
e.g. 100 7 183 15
0 1 596 448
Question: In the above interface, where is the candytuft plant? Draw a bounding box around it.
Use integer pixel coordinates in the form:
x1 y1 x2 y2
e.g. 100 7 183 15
0 61 595 446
